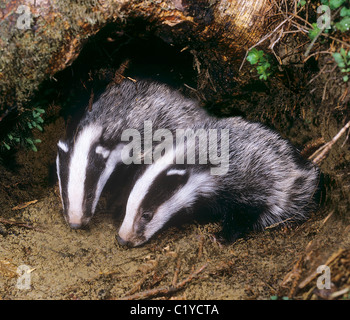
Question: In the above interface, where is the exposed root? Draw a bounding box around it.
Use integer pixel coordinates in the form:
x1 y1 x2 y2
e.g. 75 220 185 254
115 263 207 300
0 217 44 232
309 120 350 165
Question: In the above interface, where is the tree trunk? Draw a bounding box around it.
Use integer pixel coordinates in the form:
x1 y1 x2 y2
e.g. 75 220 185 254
0 0 273 113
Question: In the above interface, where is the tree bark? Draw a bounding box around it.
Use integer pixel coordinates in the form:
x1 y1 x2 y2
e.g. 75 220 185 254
0 0 274 114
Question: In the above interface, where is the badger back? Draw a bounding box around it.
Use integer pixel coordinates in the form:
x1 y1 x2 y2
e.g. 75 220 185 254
117 116 321 246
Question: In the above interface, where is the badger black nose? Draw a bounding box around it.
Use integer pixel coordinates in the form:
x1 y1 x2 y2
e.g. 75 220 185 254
69 223 82 229
116 235 131 247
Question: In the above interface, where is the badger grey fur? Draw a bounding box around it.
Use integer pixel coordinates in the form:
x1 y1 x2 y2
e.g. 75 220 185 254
56 80 207 228
117 116 320 247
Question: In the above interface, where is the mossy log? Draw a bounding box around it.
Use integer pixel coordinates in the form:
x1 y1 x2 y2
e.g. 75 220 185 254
0 0 275 115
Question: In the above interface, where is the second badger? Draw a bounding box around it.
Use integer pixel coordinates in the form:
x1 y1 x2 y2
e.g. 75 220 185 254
117 117 320 247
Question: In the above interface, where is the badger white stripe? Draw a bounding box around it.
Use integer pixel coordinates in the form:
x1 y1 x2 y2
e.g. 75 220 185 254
92 144 125 213
67 125 103 224
118 146 175 238
166 168 187 176
95 145 111 159
144 172 216 240
56 155 65 210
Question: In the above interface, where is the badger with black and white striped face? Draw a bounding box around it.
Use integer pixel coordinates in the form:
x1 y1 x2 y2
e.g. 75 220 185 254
117 117 321 247
56 80 207 229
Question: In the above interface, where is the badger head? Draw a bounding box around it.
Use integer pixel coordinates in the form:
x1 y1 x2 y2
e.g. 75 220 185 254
56 125 124 229
117 161 216 247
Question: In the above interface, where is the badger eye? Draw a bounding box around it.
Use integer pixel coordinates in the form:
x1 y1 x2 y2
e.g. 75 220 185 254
86 191 94 201
141 211 153 222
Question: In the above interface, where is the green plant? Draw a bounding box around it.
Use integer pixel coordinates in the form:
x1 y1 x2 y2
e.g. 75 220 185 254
1 107 45 152
321 0 347 10
335 5 350 31
308 22 323 40
246 48 273 80
333 47 350 81
320 0 350 32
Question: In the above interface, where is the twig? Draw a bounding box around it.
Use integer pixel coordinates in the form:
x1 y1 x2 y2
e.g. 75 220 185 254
304 25 326 58
11 200 38 210
116 263 208 300
124 272 155 296
0 217 44 232
309 120 350 165
239 16 293 72
172 255 182 287
280 255 304 298
298 248 344 289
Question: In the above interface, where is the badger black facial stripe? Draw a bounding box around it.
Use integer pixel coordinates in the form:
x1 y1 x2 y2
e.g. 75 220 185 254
92 144 125 213
144 171 216 241
56 142 70 214
139 166 190 216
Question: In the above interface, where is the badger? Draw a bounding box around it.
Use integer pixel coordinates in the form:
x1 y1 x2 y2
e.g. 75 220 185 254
117 117 321 247
56 79 208 229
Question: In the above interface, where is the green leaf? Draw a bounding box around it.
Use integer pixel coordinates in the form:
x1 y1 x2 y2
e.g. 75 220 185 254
25 138 34 145
333 52 346 68
33 139 42 144
247 48 264 65
3 142 11 150
35 108 45 114
36 124 43 131
298 0 306 7
329 0 346 9
343 75 349 82
340 6 350 17
335 17 350 32
308 23 322 40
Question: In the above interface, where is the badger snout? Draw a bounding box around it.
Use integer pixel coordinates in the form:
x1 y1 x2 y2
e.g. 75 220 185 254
65 212 91 230
69 222 83 229
116 233 145 247
116 235 132 247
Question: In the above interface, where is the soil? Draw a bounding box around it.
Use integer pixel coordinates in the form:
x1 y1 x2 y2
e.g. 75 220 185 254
1 26 350 301
1 88 349 300
0 189 349 300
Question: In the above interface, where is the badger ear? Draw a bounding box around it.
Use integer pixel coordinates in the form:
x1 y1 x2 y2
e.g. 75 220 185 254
95 145 111 159
57 140 69 153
